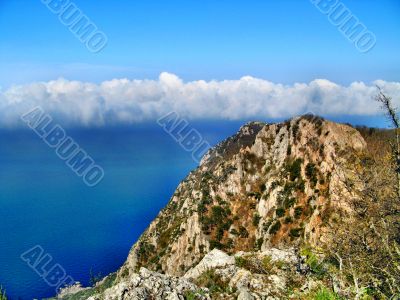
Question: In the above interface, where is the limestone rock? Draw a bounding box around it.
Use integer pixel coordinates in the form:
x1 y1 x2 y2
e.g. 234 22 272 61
237 289 254 300
184 249 235 279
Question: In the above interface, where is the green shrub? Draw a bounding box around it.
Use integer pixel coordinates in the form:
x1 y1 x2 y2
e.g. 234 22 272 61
283 181 295 193
303 286 344 300
211 206 228 219
301 247 326 278
197 202 208 214
215 225 225 240
248 192 261 200
210 239 223 250
200 216 212 234
184 291 197 300
284 216 293 224
289 227 303 238
137 241 156 261
199 245 205 254
230 228 239 235
294 206 303 218
269 220 281 235
255 238 263 251
215 195 224 205
184 290 207 300
276 207 286 217
319 144 325 157
284 197 296 209
200 204 232 236
263 219 273 232
226 238 234 249
235 256 247 268
197 195 211 214
287 159 303 181
271 181 279 190
235 255 271 274
305 163 318 187
94 273 117 293
239 226 249 238
296 179 305 192
305 163 316 177
292 123 300 141
195 270 229 294
274 259 287 270
252 213 261 226
262 255 274 273
287 145 292 155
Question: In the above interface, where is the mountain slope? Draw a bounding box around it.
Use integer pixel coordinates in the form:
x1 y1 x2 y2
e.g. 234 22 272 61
117 115 366 280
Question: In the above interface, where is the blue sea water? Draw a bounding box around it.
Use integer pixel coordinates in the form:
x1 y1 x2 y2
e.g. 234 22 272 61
0 122 242 300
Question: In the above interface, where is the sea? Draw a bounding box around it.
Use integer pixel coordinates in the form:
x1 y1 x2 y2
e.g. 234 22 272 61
0 121 243 299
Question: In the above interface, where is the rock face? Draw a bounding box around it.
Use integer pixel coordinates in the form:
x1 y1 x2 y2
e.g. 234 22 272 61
184 249 235 279
59 115 369 300
86 268 210 300
119 116 366 279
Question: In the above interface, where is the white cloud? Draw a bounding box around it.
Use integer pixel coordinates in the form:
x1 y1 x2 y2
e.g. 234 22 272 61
1 73 399 128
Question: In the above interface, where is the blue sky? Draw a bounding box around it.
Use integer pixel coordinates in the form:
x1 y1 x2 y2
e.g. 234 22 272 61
0 0 399 87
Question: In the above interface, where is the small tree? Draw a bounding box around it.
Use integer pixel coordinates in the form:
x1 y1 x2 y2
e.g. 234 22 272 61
376 86 400 197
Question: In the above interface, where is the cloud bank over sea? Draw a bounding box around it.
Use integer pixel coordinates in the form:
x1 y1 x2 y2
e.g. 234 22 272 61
1 72 399 128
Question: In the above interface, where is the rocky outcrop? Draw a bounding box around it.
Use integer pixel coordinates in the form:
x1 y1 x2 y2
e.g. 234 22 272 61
184 249 235 279
74 248 332 300
67 248 321 300
86 268 210 300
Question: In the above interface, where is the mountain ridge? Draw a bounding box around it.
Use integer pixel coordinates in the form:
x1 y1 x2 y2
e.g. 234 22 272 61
120 115 366 277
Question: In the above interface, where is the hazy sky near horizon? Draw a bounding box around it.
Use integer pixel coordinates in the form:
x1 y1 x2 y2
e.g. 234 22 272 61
0 0 399 86
0 0 399 127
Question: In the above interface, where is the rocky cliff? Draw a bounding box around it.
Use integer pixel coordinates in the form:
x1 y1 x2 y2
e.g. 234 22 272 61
59 115 373 299
120 115 365 278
